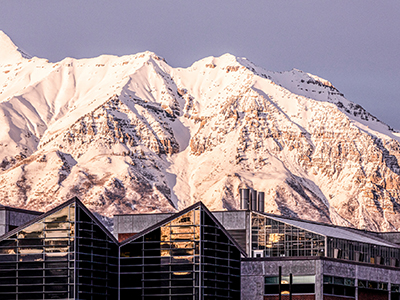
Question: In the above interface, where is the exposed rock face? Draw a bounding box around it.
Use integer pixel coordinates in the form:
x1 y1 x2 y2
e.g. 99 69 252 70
0 31 400 231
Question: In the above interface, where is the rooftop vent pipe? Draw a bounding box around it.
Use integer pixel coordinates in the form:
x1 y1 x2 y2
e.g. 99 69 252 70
240 189 249 210
258 192 265 213
251 190 257 211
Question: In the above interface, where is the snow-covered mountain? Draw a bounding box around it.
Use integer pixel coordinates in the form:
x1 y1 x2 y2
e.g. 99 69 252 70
1 31 400 231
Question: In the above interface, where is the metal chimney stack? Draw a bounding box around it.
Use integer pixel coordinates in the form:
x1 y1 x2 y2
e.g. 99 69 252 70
251 189 257 211
240 188 250 210
258 192 265 212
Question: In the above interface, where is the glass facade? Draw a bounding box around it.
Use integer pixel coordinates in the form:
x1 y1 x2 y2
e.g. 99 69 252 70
75 206 118 299
120 204 242 300
0 200 118 300
251 212 400 267
327 237 400 266
201 208 241 299
251 212 325 257
0 200 243 300
0 203 75 299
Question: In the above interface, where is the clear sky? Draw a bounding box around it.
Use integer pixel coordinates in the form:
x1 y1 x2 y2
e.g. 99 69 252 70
1 1 399 129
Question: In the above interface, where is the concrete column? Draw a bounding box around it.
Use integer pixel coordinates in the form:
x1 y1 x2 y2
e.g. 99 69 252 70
246 211 251 256
355 265 358 300
0 210 6 236
315 260 323 300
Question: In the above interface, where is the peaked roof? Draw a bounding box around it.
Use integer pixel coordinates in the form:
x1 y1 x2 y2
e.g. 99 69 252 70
253 211 399 248
75 198 119 244
120 201 247 256
0 197 118 244
0 197 74 240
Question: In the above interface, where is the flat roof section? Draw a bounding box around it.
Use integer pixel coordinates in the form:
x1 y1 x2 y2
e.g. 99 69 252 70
0 205 42 215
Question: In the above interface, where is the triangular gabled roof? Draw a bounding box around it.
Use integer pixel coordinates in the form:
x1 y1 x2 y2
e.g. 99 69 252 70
120 201 247 257
75 198 119 244
0 197 75 241
0 197 118 244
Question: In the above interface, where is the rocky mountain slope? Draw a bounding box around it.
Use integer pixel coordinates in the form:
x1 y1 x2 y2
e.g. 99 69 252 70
1 31 400 231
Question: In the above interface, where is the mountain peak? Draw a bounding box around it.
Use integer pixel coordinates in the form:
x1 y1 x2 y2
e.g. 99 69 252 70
0 31 31 64
0 36 399 232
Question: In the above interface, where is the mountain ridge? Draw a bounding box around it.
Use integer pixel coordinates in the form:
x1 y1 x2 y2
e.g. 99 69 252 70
0 31 400 232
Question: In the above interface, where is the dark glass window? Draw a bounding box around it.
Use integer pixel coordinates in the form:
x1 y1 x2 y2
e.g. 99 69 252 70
0 203 75 299
323 275 356 297
392 284 400 300
75 206 118 298
0 201 119 299
265 275 315 295
120 205 241 299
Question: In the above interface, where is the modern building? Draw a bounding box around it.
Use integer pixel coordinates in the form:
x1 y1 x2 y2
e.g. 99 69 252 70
114 189 400 300
0 198 119 300
239 210 400 300
0 205 42 236
2 192 400 299
0 197 244 300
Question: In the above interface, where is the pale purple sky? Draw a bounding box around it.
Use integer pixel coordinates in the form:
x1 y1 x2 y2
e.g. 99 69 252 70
1 1 399 129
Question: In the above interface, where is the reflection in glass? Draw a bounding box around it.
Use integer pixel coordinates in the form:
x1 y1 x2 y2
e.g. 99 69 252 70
45 222 70 230
252 212 325 258
119 206 241 299
19 247 43 254
18 222 44 239
44 230 70 238
44 206 69 223
0 203 77 299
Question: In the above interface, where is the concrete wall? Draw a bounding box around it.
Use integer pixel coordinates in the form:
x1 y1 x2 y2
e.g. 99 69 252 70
241 258 400 300
0 210 5 236
213 210 250 254
114 213 173 238
0 208 41 236
241 260 265 300
212 211 248 230
241 259 322 300
8 210 38 227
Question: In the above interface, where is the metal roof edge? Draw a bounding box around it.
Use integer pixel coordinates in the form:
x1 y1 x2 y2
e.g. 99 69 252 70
0 198 76 241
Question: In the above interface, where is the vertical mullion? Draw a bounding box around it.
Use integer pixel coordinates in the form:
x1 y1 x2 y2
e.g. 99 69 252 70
91 222 93 299
42 221 45 300
74 205 77 299
68 204 72 299
118 242 120 300
170 223 172 300
199 208 203 300
193 214 195 300
16 233 19 300
142 238 144 300
228 242 231 299
106 239 108 299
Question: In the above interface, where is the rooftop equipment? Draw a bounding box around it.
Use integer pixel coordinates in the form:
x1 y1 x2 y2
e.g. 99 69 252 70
240 188 250 210
258 192 265 213
251 190 258 211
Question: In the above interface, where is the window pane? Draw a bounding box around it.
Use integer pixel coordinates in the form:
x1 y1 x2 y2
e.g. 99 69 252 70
265 276 279 284
293 275 315 284
45 206 70 223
